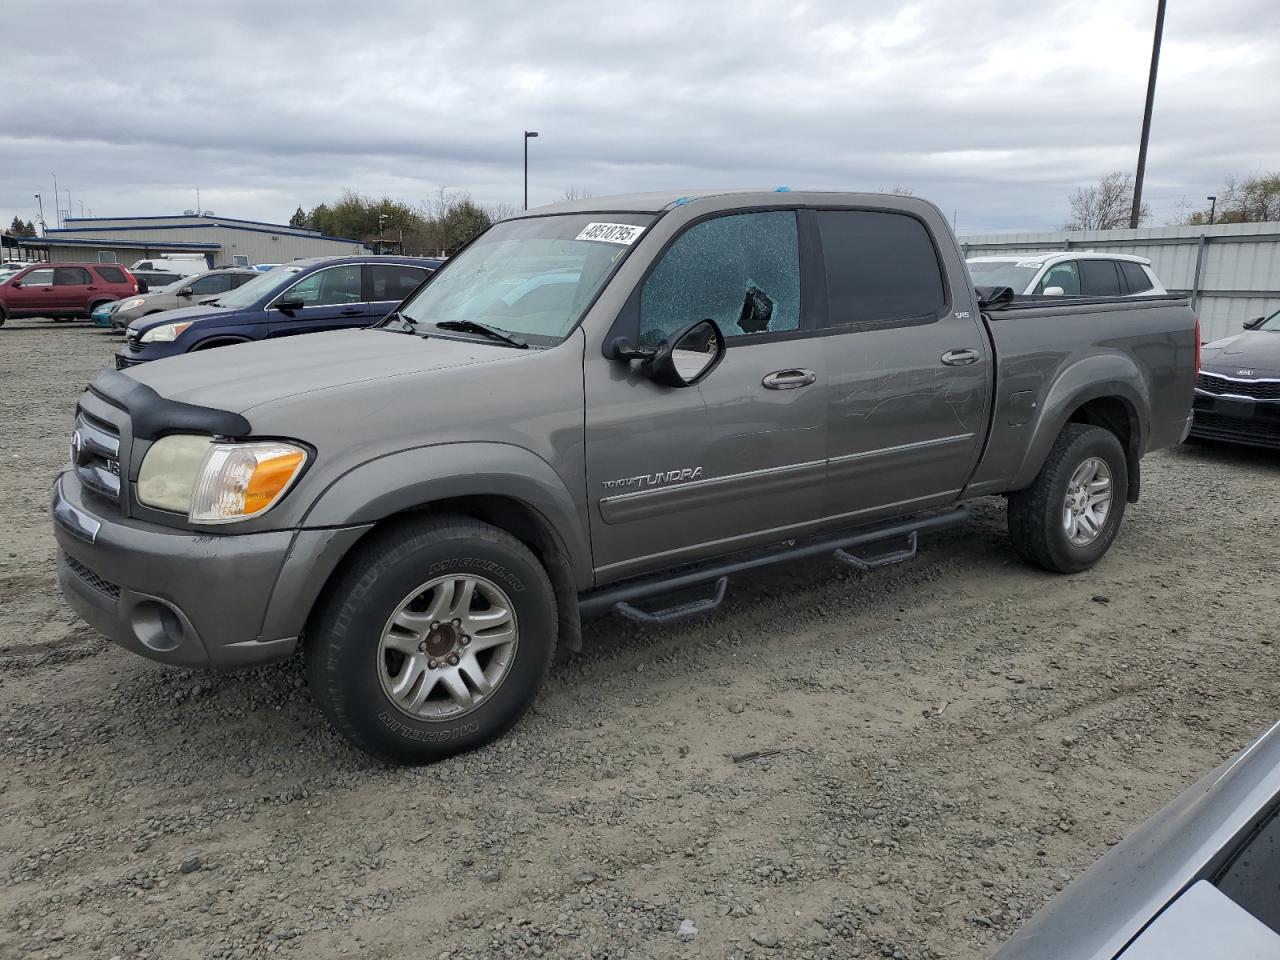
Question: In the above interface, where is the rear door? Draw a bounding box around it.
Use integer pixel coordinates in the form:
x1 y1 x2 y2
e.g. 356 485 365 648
365 262 433 320
265 263 370 337
53 266 94 313
584 208 829 580
1079 259 1122 297
814 208 989 522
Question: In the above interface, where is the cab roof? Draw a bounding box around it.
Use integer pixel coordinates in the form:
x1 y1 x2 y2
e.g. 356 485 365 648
524 189 923 216
967 252 1152 266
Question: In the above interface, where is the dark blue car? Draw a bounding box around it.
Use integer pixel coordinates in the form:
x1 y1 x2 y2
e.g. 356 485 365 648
115 255 442 367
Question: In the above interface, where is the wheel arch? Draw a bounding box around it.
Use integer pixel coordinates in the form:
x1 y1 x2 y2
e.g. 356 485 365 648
192 335 251 350
1009 355 1150 502
268 443 592 653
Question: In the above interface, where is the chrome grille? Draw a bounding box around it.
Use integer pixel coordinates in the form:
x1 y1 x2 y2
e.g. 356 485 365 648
73 411 122 501
1196 372 1280 401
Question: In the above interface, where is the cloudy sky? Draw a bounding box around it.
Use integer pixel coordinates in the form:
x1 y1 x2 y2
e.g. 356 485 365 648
3 0 1277 235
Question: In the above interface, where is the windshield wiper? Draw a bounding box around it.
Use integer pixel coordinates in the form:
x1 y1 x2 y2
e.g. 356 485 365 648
434 320 528 349
374 310 419 334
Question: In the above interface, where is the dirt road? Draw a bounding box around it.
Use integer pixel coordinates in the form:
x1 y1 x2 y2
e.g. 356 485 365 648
2 317 1277 960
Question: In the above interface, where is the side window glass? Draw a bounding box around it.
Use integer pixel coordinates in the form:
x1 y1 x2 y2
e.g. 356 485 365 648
1080 260 1121 296
287 265 362 306
1120 261 1153 294
54 267 91 286
1039 262 1081 295
639 211 800 347
191 275 232 295
95 266 126 283
817 210 945 325
22 268 54 285
368 264 428 301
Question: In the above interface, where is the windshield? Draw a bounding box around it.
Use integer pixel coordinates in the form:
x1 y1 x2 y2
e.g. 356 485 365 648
212 263 307 308
397 213 654 345
1260 308 1280 332
967 259 1043 293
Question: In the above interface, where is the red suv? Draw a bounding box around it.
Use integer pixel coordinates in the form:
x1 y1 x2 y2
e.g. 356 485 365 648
0 263 139 326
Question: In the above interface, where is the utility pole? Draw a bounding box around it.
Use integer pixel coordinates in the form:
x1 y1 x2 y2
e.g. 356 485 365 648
523 131 539 211
1207 195 1217 225
1130 0 1167 229
34 193 45 235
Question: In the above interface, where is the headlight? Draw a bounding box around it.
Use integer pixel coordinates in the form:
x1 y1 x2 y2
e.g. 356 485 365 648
137 435 308 524
139 321 193 343
118 298 145 311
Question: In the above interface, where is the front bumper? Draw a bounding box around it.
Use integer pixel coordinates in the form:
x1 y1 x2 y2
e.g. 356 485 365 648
1189 391 1280 449
51 471 366 670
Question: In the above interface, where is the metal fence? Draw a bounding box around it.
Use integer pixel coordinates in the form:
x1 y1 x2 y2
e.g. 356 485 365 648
958 222 1280 343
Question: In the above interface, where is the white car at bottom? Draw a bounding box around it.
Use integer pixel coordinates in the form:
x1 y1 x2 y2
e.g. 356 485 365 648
968 253 1167 298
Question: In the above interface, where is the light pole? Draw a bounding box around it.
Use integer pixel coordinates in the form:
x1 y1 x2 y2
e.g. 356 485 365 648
1130 0 1167 229
1207 195 1217 226
34 193 45 235
523 131 539 211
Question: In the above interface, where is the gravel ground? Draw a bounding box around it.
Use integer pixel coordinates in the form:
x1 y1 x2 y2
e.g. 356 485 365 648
2 316 1278 960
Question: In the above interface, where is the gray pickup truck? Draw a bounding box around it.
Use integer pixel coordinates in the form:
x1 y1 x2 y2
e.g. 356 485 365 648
53 190 1198 763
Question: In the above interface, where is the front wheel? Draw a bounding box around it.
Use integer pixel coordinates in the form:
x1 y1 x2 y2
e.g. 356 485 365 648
1007 423 1128 573
305 515 558 763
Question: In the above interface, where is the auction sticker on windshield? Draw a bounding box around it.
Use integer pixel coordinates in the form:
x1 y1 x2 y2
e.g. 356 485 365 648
576 222 644 245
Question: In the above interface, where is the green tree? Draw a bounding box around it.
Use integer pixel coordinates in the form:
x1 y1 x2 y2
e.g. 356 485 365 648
288 206 308 228
7 216 36 237
307 203 334 235
436 198 492 254
1177 172 1280 225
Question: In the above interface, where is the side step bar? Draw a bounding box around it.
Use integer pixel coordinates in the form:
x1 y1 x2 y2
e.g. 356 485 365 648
579 507 970 624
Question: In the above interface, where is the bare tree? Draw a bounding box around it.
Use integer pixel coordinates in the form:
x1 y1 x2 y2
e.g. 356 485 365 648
562 187 593 202
484 201 520 222
1064 172 1150 230
883 185 914 197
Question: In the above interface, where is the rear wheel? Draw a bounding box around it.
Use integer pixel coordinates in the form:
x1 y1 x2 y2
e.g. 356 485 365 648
0 306 6 328
1007 423 1127 573
305 515 558 763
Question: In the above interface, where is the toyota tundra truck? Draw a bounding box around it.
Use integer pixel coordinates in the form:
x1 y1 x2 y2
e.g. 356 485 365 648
52 190 1199 763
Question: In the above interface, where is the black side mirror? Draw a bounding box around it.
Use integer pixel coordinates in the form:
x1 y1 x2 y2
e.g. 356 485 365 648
273 297 304 313
641 319 726 387
1243 316 1265 330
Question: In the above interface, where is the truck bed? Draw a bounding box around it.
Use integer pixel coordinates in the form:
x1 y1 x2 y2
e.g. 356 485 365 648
963 293 1198 499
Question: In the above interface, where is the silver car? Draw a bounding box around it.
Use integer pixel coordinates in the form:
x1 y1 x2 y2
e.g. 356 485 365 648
110 267 259 330
994 721 1280 959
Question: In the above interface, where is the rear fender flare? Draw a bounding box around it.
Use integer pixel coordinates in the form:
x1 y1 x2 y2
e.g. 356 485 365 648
300 442 592 588
1009 354 1150 493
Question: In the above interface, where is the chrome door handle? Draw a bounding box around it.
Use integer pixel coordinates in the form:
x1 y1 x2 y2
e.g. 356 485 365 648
762 368 817 390
941 349 979 366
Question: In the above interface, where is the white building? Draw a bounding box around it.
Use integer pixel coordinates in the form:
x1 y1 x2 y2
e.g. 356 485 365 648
19 213 369 268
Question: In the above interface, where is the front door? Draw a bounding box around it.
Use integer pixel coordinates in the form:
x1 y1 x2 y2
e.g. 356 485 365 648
266 263 370 337
584 209 828 581
8 266 55 315
813 208 988 522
